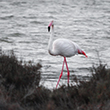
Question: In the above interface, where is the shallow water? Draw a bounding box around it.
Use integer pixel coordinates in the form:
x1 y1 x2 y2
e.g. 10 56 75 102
0 0 110 89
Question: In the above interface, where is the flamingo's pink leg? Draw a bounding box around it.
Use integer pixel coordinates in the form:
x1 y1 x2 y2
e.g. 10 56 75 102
56 58 65 88
64 57 70 85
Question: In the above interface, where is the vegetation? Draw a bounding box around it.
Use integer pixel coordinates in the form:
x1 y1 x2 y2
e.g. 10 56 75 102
0 50 110 110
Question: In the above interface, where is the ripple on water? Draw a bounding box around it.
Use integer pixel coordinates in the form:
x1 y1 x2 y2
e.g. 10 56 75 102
0 0 110 89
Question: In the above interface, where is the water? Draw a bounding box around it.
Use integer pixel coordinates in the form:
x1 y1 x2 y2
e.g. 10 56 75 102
0 0 110 89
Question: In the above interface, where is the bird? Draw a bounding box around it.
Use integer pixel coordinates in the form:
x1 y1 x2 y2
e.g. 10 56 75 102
48 21 87 88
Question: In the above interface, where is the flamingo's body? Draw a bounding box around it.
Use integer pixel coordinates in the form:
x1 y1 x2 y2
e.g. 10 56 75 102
48 21 87 88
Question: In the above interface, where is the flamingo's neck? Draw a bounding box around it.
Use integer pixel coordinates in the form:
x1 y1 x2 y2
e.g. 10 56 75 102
48 26 55 55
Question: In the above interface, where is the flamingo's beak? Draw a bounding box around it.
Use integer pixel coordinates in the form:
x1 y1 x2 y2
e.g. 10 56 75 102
48 26 50 32
48 21 53 32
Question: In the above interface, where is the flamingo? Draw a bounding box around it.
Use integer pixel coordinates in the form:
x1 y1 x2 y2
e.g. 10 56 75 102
48 21 87 88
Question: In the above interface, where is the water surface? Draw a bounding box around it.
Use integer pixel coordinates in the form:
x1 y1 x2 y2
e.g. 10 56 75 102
0 0 110 88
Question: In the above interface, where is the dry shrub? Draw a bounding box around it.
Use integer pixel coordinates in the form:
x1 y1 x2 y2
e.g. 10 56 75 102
1 50 110 110
0 51 41 90
0 50 43 109
49 63 110 110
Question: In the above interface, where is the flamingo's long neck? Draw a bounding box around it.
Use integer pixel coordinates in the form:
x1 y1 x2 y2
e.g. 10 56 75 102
48 26 55 55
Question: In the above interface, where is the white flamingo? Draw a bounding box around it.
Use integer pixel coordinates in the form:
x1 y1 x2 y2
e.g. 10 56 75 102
48 21 87 88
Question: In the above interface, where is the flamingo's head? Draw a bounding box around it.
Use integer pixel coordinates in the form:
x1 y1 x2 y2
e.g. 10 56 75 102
48 21 54 32
78 50 88 58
